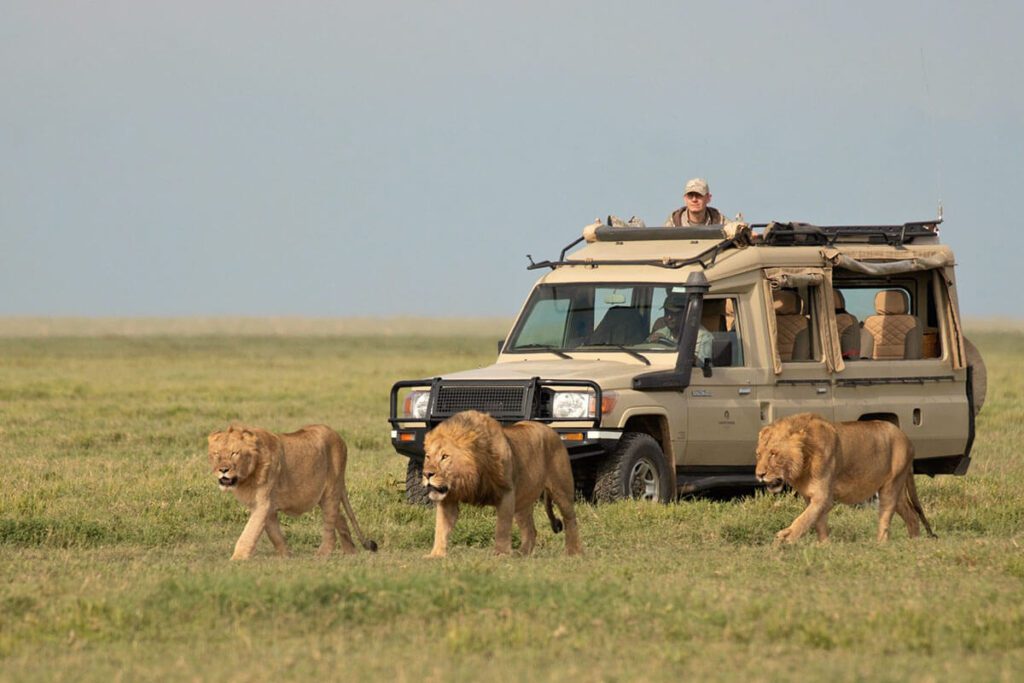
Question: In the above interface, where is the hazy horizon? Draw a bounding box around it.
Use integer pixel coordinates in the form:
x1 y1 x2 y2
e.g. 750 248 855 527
0 314 1019 339
3 2 1022 318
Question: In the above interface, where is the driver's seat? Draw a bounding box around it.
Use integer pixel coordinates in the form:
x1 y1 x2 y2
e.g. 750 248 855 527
587 306 646 345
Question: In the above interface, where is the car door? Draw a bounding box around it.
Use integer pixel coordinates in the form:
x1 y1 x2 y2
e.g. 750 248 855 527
684 296 765 467
830 271 969 460
761 274 837 425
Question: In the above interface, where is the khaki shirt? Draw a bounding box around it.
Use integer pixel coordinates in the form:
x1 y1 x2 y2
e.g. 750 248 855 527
663 206 726 227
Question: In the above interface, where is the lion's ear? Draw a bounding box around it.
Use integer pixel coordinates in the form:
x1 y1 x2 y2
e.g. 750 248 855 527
208 431 223 444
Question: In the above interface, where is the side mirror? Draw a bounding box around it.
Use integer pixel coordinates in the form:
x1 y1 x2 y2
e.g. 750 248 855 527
701 357 713 378
497 339 505 354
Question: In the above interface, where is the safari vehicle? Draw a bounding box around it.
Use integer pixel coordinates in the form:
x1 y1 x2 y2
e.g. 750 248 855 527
389 219 985 503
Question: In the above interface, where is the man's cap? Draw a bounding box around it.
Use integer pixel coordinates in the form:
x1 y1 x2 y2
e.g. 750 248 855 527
663 293 687 311
684 178 710 196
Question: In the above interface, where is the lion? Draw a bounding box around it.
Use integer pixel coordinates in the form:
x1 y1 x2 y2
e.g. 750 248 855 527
755 412 936 544
421 410 582 558
207 424 377 560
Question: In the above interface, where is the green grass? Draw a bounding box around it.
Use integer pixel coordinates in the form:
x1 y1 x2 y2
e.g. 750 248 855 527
1 328 1022 681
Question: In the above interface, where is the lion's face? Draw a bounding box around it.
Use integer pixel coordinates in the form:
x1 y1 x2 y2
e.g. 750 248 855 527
422 432 462 502
421 411 514 509
208 428 260 491
755 423 806 493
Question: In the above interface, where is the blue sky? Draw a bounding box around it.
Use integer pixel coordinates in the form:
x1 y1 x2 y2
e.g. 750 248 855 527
2 1 1022 317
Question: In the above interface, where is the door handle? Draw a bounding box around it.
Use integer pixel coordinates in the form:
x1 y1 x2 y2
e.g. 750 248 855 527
738 387 751 395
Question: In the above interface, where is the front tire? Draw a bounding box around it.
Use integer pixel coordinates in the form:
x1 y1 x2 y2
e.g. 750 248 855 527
593 433 673 503
405 458 431 505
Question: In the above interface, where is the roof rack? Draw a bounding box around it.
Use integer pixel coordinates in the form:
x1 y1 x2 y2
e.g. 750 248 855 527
524 217 943 272
527 234 736 271
755 220 941 247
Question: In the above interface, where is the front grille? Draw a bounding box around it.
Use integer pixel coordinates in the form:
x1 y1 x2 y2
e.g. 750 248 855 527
390 377 602 428
432 384 531 420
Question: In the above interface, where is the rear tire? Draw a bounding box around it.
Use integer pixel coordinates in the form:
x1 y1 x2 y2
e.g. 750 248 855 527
593 433 673 503
404 458 431 505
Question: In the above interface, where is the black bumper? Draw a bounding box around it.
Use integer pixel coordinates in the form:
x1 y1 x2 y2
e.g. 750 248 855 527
389 376 611 461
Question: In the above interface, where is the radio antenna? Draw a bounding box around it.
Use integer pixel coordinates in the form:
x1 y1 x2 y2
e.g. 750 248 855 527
920 48 943 223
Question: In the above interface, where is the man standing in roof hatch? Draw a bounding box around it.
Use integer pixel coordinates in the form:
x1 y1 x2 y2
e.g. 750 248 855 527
664 178 726 226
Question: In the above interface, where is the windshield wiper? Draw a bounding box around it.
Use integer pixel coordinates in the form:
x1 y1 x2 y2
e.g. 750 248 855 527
606 345 651 366
573 343 652 365
512 344 573 359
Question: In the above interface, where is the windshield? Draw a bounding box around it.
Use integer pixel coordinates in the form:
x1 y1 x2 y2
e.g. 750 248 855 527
506 283 689 353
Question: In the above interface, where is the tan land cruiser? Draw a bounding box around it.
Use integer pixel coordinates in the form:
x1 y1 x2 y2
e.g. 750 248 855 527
389 219 986 503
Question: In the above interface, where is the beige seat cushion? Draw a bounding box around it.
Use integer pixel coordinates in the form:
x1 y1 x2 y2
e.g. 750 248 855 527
836 312 857 337
833 290 860 358
773 290 809 361
833 290 857 335
863 290 922 360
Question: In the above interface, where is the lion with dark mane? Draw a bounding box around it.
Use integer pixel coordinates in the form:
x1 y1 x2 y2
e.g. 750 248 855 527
421 410 582 557
208 424 377 560
755 412 936 544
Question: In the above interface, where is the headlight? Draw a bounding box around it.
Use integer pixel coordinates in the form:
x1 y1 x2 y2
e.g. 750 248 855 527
552 392 592 419
403 390 431 419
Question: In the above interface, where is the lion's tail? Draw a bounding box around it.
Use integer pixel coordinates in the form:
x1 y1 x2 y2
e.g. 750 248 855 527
544 492 564 534
340 487 379 552
906 474 937 539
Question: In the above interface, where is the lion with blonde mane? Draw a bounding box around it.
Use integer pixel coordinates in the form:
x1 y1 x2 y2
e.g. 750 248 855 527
421 410 582 557
755 412 936 544
208 424 377 560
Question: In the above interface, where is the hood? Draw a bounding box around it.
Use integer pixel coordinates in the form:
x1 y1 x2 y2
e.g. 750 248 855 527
441 356 665 390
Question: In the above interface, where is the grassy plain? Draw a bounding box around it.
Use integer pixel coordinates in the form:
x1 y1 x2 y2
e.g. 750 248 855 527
0 323 1022 682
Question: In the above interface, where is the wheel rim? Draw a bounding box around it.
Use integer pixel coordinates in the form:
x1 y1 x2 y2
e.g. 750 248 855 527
628 458 660 501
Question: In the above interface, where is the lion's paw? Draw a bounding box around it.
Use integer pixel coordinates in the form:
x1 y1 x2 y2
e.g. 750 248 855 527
773 528 794 546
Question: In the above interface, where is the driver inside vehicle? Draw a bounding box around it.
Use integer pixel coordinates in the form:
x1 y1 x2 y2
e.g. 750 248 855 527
647 292 713 362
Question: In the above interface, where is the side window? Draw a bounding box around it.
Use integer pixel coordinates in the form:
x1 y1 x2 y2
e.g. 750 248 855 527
835 283 925 361
700 297 744 367
772 287 820 363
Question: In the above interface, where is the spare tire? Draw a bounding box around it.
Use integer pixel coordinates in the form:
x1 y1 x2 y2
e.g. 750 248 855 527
964 336 987 417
